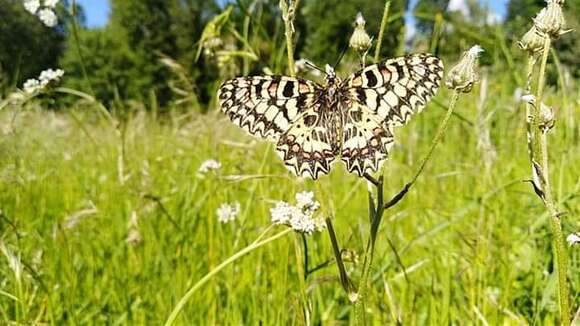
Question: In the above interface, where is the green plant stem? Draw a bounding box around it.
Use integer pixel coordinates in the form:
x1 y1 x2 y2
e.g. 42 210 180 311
69 0 95 96
374 1 391 62
354 91 460 324
164 228 292 326
524 56 536 164
281 0 298 77
534 36 570 325
407 91 459 187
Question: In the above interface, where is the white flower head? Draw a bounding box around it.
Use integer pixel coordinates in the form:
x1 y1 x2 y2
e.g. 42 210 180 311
44 0 59 8
566 233 580 246
23 78 41 94
38 8 58 27
24 0 40 14
217 202 241 223
295 191 320 212
270 201 295 225
270 192 326 235
198 159 221 174
22 68 64 94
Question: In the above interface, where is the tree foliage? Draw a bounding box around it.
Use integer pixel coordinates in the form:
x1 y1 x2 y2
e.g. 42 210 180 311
300 0 408 65
0 0 64 92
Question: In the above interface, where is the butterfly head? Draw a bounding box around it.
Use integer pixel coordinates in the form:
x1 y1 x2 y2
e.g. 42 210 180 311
324 64 339 86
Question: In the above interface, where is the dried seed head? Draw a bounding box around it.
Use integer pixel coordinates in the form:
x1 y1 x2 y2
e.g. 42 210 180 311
538 102 555 132
349 12 372 53
518 26 546 54
533 0 567 38
445 45 483 93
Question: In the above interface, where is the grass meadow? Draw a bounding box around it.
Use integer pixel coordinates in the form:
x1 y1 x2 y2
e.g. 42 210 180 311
1 77 578 324
1 0 580 325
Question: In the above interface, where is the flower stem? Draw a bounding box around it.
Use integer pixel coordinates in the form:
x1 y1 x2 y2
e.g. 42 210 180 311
164 228 292 326
281 0 298 76
374 0 391 62
533 36 570 324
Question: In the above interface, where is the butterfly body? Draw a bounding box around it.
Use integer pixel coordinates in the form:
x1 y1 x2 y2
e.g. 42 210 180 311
218 53 444 179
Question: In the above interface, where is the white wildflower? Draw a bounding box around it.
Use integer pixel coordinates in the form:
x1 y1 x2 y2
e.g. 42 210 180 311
38 68 64 86
21 68 64 95
24 0 40 14
38 8 58 27
295 191 320 212
566 233 580 246
44 0 59 8
270 192 326 235
270 201 295 225
23 78 41 94
198 159 221 173
290 212 316 234
217 202 241 223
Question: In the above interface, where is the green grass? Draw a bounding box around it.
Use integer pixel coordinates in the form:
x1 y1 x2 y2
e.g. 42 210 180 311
0 76 579 324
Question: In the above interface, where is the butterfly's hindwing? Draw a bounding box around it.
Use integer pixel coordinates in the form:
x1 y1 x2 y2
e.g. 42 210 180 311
340 102 395 176
276 110 336 179
218 76 321 140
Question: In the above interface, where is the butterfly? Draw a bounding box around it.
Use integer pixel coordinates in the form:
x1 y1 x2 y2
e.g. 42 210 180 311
217 53 444 179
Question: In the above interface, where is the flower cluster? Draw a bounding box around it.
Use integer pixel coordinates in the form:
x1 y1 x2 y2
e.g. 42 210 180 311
217 202 241 224
24 0 60 27
270 191 326 235
198 159 221 174
519 0 570 54
21 68 64 95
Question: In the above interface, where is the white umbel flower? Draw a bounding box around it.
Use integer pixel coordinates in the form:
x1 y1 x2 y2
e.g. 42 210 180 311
217 202 241 223
295 191 320 212
270 192 326 235
21 68 64 94
566 233 580 246
24 0 40 14
270 201 296 225
44 0 59 8
198 159 222 173
38 8 58 27
23 79 41 94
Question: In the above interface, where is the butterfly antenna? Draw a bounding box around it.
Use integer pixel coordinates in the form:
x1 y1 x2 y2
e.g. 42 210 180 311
305 61 327 75
333 44 349 70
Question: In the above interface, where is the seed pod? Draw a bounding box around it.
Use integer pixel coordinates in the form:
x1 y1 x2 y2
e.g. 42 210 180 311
533 0 567 38
518 26 546 54
445 45 483 93
349 12 372 53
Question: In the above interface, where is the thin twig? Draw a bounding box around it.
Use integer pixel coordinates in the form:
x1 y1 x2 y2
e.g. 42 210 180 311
383 91 460 210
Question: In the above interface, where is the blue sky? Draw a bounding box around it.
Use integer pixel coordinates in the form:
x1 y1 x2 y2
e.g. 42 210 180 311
80 0 510 29
78 0 110 28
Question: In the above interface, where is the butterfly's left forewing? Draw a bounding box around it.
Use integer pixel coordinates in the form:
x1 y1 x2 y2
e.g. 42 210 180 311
218 75 336 179
218 76 321 140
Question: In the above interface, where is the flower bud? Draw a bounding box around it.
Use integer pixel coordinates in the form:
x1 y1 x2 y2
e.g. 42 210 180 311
518 26 546 54
445 45 483 93
349 12 372 53
533 0 567 38
538 102 555 132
